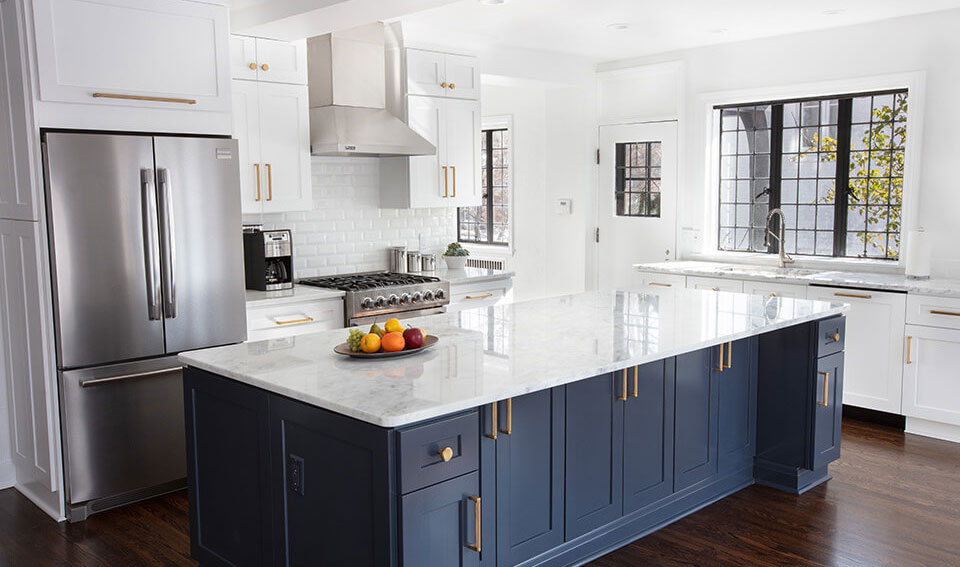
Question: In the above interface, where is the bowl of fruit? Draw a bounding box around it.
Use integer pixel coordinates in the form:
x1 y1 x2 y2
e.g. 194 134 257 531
334 318 438 359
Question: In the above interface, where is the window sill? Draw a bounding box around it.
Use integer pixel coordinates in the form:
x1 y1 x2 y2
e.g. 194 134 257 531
461 243 514 257
687 250 903 275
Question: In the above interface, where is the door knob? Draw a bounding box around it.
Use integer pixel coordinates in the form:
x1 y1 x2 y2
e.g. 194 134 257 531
438 447 454 462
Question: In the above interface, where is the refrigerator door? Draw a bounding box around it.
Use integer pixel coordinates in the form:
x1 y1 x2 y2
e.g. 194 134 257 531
153 137 246 352
60 356 185 506
44 133 165 368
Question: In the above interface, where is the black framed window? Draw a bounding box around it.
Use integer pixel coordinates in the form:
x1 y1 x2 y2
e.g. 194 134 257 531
717 90 907 260
616 141 662 217
459 128 510 245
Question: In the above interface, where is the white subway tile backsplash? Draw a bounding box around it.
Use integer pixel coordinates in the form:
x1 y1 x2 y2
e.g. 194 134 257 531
245 157 457 278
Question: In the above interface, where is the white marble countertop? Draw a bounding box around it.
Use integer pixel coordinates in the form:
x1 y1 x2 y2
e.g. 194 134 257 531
635 261 960 298
245 285 345 308
420 266 515 285
182 288 846 428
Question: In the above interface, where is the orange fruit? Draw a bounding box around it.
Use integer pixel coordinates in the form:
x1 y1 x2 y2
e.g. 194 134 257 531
360 333 381 353
381 332 406 352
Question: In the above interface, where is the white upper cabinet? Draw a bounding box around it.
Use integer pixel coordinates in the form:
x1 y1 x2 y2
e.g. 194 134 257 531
404 96 445 208
406 49 479 100
231 35 308 85
31 0 231 112
443 98 481 206
232 81 311 215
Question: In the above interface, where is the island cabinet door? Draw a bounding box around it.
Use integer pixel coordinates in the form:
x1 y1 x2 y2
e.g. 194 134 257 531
674 347 720 492
717 339 758 475
811 352 845 470
401 472 481 567
564 373 624 540
623 359 676 514
496 388 565 567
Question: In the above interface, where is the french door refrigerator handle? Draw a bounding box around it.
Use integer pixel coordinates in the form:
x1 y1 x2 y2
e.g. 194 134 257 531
141 169 163 320
157 168 178 319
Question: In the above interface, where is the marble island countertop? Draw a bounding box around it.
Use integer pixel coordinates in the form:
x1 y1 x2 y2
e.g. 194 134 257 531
636 260 960 297
182 288 845 428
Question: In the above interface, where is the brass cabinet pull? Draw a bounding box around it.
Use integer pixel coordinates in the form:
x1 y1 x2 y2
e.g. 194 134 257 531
714 343 725 372
254 163 262 201
930 309 960 317
266 163 273 201
724 342 732 369
261 63 269 71
451 166 457 198
617 370 628 401
439 447 454 462
442 166 449 198
465 293 493 300
769 293 777 297
441 82 448 88
467 495 481 552
499 398 512 435
906 336 913 364
630 366 638 398
818 371 830 406
449 83 456 89
829 332 841 342
275 317 314 325
486 403 498 440
649 282 672 287
248 62 257 70
834 292 872 300
92 92 197 105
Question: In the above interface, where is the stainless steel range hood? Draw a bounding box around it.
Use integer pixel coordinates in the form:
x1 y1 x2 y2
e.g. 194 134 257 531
307 23 435 157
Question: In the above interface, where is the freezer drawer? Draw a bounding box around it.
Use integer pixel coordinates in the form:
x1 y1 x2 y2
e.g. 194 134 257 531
60 358 186 505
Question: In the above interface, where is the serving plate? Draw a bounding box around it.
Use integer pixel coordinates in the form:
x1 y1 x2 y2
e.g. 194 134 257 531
333 335 439 359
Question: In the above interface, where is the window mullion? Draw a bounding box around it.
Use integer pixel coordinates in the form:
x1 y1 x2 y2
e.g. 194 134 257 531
834 99 853 257
485 130 494 244
768 105 784 254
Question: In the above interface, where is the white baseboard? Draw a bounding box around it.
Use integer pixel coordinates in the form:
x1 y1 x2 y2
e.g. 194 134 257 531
905 417 960 444
0 460 14 490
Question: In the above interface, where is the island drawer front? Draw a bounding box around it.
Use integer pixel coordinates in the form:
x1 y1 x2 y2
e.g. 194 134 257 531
906 295 960 330
399 411 479 494
816 316 845 358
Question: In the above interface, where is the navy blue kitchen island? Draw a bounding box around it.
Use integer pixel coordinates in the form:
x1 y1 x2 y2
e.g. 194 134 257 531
180 289 847 567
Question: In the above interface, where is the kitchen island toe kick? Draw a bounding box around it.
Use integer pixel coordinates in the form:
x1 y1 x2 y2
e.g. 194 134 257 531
180 288 847 567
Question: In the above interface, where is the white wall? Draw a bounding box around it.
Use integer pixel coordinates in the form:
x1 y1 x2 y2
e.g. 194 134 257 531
600 9 960 277
245 156 457 277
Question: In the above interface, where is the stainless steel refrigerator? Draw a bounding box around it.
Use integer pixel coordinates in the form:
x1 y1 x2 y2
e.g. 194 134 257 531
42 132 247 521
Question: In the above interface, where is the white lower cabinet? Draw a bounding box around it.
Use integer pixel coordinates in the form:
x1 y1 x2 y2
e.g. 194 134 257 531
741 280 807 299
686 276 744 293
637 272 686 290
902 325 960 427
447 279 512 312
246 298 344 342
805 286 906 414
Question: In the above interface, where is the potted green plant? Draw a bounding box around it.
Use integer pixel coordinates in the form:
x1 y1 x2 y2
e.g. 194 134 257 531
443 242 469 269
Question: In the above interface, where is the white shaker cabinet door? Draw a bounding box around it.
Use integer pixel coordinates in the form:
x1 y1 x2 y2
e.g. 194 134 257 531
444 98 481 206
258 83 312 214
230 35 259 80
231 80 263 215
902 325 960 427
406 96 446 208
406 49 447 97
806 286 906 413
443 54 480 100
32 0 230 112
255 38 308 85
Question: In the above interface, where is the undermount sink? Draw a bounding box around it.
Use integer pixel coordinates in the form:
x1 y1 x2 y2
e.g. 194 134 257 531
718 265 821 278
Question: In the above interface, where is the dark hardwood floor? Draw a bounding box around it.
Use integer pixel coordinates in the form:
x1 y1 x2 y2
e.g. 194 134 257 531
1 418 958 567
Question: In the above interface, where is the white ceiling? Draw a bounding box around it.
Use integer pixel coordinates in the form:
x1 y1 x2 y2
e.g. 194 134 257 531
399 0 960 62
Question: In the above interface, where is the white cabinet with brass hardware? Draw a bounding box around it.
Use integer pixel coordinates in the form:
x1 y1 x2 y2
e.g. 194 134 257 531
246 296 343 341
380 96 481 208
805 286 906 414
30 0 232 132
637 272 686 290
406 49 480 100
230 35 307 85
902 325 960 433
232 80 311 214
447 277 512 312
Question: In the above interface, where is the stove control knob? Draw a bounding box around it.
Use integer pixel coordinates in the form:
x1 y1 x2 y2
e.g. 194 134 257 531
360 297 374 309
375 296 388 308
435 289 446 300
388 294 400 306
411 292 422 303
400 293 411 304
423 290 435 301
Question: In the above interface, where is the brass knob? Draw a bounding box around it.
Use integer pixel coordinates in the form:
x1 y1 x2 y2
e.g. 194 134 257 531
449 83 456 89
769 293 777 297
439 447 454 462
261 63 269 71
829 332 841 342
440 82 447 88
248 62 257 70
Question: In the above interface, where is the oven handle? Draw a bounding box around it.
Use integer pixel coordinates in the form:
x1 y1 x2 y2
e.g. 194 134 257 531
349 306 446 327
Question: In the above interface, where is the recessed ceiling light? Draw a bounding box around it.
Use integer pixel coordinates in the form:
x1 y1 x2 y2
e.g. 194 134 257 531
709 27 728 34
823 9 844 16
607 23 631 31
479 0 506 5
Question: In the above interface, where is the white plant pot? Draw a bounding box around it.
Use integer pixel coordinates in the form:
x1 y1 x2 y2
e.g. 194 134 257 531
444 256 468 270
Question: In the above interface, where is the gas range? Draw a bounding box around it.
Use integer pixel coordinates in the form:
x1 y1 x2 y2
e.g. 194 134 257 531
298 271 450 326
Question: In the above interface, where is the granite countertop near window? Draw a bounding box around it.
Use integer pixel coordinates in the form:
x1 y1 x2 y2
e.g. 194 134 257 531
635 260 960 297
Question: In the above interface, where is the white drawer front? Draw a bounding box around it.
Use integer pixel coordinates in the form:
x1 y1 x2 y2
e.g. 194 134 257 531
741 280 807 299
448 280 512 312
636 272 686 290
246 299 344 341
903 324 960 426
686 276 744 293
906 294 960 330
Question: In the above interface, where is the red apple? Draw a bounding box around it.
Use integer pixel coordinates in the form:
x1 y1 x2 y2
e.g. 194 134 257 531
403 327 424 349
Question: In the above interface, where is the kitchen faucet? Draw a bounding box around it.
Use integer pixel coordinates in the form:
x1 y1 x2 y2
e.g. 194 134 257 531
764 208 795 268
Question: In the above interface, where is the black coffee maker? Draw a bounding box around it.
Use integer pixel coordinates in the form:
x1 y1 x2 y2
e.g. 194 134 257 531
243 227 294 291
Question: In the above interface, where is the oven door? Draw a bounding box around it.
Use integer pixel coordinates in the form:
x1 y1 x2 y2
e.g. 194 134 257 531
348 306 446 327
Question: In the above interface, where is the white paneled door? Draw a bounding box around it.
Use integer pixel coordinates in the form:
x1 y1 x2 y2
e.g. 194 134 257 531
597 122 678 290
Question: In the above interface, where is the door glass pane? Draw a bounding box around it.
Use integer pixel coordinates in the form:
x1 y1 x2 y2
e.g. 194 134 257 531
616 141 661 218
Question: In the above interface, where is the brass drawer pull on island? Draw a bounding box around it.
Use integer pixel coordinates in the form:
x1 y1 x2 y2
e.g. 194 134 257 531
465 293 493 300
724 342 732 369
829 332 841 342
906 336 913 364
92 92 197 105
499 398 512 435
617 369 628 401
714 343 725 372
930 309 960 317
630 366 638 398
467 495 481 552
818 371 830 406
834 292 872 300
438 446 454 462
486 403 498 440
